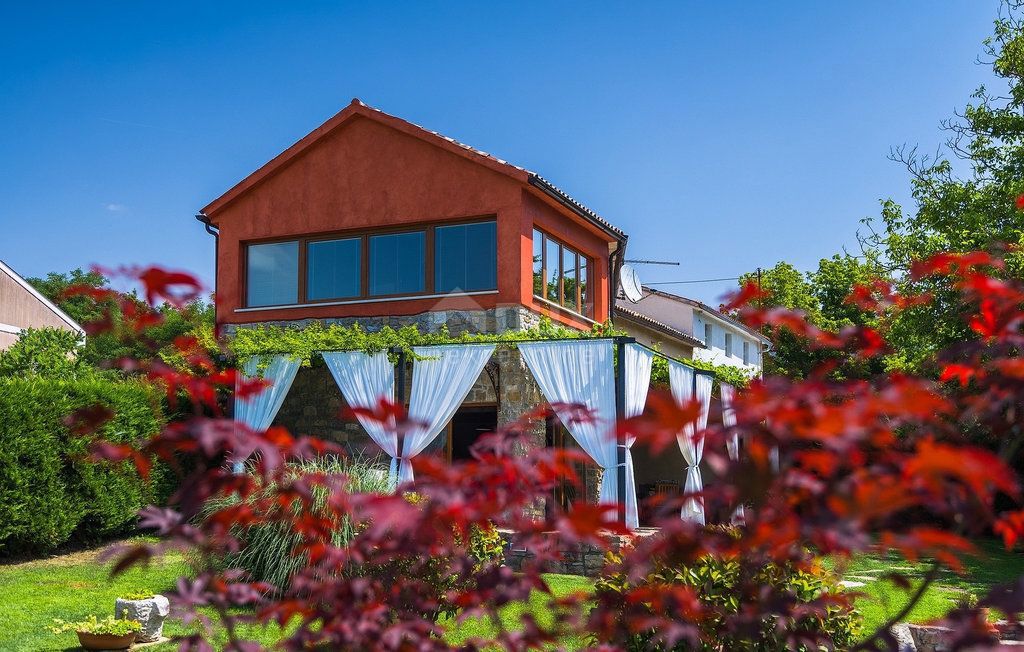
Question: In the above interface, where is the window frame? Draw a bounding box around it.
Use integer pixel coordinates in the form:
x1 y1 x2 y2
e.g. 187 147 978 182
742 340 750 365
531 227 594 319
725 332 733 357
240 217 498 308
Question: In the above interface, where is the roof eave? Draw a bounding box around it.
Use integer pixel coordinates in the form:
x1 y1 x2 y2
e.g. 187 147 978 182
528 175 627 242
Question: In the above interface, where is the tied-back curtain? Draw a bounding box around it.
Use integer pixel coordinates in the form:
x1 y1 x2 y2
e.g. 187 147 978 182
234 355 301 470
519 340 618 507
400 344 496 484
322 350 399 487
623 343 654 529
721 382 745 523
669 361 712 525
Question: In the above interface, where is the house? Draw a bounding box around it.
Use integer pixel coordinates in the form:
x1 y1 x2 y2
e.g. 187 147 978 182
0 260 84 350
198 99 742 526
198 99 634 509
614 287 768 375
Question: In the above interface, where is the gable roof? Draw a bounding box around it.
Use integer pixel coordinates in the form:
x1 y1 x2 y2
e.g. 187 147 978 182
613 302 705 349
200 98 626 241
640 285 770 344
0 259 85 336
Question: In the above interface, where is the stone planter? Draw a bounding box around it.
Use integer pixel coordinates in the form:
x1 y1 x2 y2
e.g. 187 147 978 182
114 594 170 643
76 630 135 650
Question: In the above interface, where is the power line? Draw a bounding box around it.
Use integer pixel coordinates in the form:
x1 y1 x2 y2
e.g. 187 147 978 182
646 276 742 286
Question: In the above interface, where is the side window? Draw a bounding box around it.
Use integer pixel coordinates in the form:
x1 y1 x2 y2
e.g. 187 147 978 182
742 341 750 364
532 228 593 318
704 322 712 347
725 332 733 357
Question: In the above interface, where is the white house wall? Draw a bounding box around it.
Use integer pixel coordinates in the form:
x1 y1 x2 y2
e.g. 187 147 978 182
630 293 694 334
692 311 762 372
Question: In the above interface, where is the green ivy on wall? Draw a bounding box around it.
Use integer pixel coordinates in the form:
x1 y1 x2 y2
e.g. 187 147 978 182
228 317 623 368
228 317 753 387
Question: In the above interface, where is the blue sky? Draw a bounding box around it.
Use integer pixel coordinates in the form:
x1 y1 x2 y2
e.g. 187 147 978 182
0 1 1000 303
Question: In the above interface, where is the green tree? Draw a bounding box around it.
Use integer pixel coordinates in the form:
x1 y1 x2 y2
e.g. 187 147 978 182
739 255 888 379
26 268 215 372
744 2 1024 377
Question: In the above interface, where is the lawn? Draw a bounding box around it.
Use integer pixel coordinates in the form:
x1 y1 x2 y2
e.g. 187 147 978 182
0 540 593 650
828 538 1024 633
2 538 1022 650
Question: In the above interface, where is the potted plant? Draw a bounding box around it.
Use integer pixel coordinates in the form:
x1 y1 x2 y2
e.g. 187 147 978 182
115 589 171 642
50 615 142 650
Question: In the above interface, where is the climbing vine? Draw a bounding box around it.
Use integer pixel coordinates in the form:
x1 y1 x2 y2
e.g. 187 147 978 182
228 317 622 368
228 317 751 386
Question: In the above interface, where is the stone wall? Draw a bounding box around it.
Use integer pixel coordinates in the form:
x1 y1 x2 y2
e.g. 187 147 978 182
503 530 652 577
226 305 543 339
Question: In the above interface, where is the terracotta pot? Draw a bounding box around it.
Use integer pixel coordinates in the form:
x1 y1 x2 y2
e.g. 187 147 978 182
76 630 136 650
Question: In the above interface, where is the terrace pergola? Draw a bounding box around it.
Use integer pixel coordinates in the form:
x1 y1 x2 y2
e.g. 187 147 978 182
233 335 738 528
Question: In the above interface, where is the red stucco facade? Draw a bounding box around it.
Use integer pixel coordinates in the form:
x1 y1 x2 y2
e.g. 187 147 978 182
202 100 623 331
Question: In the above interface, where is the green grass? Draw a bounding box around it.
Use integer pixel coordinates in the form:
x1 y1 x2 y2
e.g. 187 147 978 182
0 540 284 650
3 537 1022 650
0 541 594 650
828 539 1024 634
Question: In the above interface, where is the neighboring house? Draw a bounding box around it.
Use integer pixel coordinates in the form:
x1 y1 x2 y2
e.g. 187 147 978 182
0 260 84 351
198 99 630 509
614 286 769 375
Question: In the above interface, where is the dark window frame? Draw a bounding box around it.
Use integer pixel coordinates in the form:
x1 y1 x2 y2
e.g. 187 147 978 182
240 217 498 308
531 227 593 319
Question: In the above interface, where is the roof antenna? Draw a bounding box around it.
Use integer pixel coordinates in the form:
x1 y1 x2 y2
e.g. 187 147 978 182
623 259 680 266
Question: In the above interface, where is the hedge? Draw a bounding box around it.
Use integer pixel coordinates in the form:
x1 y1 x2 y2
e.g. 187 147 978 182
0 376 164 556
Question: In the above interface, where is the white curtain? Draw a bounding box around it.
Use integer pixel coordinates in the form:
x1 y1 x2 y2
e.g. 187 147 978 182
623 343 654 529
669 361 712 525
234 355 301 470
721 383 744 523
322 350 400 487
519 340 618 507
399 344 496 484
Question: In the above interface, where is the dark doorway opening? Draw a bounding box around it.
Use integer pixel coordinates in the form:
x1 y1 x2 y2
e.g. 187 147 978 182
449 406 498 461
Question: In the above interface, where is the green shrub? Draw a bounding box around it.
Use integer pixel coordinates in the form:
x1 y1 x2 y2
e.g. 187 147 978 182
200 455 393 590
50 615 142 636
0 327 91 380
202 458 505 622
0 376 163 555
594 536 860 651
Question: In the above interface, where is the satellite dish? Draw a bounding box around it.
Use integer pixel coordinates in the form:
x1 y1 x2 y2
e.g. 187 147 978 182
620 264 643 303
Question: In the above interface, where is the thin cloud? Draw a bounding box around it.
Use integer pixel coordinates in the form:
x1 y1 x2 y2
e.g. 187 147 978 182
104 203 127 212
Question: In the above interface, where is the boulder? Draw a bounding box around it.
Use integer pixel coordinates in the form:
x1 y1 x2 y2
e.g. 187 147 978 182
114 594 170 643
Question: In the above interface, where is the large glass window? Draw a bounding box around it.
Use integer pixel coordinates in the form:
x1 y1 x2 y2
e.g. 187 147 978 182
533 228 544 296
243 219 498 308
307 238 361 300
434 221 497 292
369 231 425 296
246 241 298 307
533 228 592 318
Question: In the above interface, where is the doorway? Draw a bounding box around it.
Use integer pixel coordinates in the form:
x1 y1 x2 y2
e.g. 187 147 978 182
448 405 498 461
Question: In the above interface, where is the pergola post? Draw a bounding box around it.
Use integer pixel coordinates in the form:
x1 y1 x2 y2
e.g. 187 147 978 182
393 347 407 479
613 336 634 526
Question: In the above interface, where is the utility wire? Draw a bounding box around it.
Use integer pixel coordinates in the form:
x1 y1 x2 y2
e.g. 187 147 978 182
646 276 742 286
